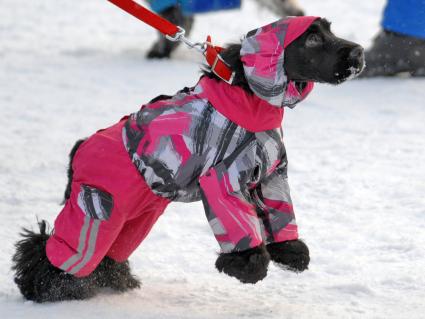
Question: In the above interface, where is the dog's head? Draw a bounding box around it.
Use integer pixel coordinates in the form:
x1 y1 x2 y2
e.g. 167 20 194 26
204 17 364 107
284 18 364 84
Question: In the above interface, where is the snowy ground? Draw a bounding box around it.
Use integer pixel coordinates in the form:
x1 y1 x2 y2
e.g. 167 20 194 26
1 0 425 318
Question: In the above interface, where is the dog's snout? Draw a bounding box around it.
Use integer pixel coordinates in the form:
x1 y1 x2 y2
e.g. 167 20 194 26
349 46 364 60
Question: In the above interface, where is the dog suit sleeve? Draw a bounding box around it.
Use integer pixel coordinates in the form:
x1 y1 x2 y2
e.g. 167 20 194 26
252 155 299 244
199 158 264 254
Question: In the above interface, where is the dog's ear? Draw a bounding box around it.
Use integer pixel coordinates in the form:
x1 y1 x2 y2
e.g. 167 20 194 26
202 43 252 93
284 30 311 82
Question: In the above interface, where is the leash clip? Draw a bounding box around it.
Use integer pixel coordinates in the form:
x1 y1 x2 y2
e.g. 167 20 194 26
166 29 234 84
166 26 207 53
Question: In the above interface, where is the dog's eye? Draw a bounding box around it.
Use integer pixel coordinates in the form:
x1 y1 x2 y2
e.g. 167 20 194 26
306 33 323 47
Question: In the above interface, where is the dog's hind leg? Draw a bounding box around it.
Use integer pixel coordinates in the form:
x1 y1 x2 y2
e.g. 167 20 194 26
63 139 86 203
12 221 99 302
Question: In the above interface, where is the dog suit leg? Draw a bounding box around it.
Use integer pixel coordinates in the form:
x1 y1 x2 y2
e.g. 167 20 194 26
252 154 310 272
199 161 270 283
46 181 125 278
200 162 264 253
106 198 169 262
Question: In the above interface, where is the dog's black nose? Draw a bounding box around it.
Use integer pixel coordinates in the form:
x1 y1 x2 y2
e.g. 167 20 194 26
349 46 364 61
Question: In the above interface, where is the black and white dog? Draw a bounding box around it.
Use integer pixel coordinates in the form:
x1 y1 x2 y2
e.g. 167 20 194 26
12 17 364 303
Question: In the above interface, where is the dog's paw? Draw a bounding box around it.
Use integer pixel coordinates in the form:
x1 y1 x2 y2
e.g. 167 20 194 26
267 240 310 273
215 245 270 284
33 265 98 302
94 257 141 292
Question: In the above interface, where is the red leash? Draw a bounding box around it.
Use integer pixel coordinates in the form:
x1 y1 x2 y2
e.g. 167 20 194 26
107 0 234 84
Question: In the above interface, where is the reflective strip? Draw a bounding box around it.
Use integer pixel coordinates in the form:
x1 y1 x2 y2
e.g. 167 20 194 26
209 217 226 236
247 214 262 240
68 220 101 275
59 215 91 271
220 241 235 253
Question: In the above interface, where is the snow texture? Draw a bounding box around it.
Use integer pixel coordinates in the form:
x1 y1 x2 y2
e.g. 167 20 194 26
1 0 424 318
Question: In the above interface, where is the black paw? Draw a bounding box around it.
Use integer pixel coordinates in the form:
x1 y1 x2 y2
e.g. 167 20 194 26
215 245 270 284
267 240 310 272
94 257 141 292
33 264 98 302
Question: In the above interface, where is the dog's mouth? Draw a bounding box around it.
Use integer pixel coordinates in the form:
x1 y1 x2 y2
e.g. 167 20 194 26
332 47 365 84
332 57 365 84
334 64 364 83
347 63 366 79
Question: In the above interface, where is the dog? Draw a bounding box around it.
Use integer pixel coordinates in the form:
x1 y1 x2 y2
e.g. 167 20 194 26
12 16 364 302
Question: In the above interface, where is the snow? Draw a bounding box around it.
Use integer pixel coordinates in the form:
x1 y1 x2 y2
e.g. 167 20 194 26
1 0 424 318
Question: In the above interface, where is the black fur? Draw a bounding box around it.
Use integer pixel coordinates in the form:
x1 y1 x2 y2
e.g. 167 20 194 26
215 245 270 284
63 139 86 203
267 240 310 272
93 257 141 292
11 220 140 302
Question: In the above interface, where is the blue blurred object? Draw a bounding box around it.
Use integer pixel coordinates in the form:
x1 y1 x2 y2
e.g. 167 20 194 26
382 0 425 39
149 0 241 16
149 0 177 13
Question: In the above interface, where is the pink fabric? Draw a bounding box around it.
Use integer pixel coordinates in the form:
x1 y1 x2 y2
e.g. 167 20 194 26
260 202 298 244
143 112 191 154
171 135 191 165
46 119 170 277
199 166 263 252
273 224 299 243
247 32 283 77
263 198 293 213
197 77 284 132
285 81 315 103
284 16 320 48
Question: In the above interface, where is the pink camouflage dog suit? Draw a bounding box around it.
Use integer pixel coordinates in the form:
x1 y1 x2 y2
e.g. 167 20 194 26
46 16 317 277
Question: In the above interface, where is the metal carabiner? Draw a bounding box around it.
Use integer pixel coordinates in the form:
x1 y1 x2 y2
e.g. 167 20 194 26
165 26 207 54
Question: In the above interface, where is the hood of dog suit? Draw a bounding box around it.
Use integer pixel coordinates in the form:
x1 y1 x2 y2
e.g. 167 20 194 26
240 16 319 108
198 16 319 132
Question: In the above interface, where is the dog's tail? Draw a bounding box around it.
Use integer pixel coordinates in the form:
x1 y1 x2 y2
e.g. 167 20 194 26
11 220 51 301
63 139 86 204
